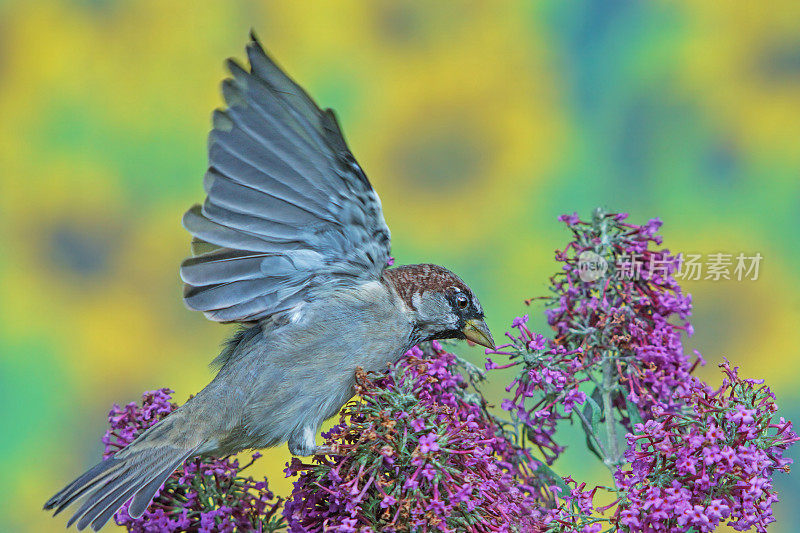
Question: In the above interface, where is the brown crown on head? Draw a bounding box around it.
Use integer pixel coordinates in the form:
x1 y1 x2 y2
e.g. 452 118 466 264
382 263 469 311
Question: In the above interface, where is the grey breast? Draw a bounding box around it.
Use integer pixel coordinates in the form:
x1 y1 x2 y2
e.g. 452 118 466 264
204 280 414 451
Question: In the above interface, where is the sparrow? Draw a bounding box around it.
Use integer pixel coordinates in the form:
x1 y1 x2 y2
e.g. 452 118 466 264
44 32 495 531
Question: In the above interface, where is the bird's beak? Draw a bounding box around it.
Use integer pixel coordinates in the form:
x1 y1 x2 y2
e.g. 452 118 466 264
462 318 495 350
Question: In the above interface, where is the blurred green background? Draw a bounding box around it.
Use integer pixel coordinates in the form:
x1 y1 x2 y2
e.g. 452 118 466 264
1 1 798 531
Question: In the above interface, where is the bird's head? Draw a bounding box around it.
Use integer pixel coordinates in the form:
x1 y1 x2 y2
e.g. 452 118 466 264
383 264 495 350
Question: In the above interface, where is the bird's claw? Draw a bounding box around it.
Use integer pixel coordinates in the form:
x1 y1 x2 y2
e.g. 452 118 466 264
313 445 335 456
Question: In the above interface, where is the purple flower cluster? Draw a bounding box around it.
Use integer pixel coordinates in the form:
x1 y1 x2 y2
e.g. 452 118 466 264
488 210 704 469
615 360 797 532
103 388 284 532
487 314 587 463
484 210 795 532
283 343 541 532
546 209 700 420
485 210 692 469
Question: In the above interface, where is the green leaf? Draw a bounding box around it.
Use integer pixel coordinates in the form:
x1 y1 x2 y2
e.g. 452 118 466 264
626 398 644 429
533 460 569 495
585 395 603 435
580 391 605 449
584 431 603 461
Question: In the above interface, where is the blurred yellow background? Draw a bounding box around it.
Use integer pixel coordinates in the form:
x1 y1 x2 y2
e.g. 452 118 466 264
1 1 798 531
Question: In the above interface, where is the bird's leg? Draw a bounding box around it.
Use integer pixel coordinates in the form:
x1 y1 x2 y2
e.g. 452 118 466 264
313 445 334 456
288 425 322 456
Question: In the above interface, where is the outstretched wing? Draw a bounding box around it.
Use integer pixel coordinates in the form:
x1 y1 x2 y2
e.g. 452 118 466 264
180 33 391 323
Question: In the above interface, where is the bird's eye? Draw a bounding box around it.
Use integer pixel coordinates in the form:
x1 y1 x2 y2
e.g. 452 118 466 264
456 293 469 310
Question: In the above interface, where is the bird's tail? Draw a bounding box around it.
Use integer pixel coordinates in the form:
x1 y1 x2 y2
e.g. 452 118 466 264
44 409 205 531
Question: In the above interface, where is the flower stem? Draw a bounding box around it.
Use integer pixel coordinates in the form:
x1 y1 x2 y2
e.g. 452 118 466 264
602 356 621 468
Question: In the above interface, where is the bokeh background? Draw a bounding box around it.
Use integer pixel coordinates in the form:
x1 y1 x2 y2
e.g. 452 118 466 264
1 1 798 531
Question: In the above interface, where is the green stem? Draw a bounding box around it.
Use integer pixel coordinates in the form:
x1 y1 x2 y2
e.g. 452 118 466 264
602 357 621 468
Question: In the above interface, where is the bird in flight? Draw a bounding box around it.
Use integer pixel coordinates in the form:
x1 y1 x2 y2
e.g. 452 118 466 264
45 32 494 531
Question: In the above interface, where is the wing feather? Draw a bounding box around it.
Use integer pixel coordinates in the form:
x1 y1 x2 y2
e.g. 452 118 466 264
181 250 269 285
204 172 331 227
181 33 391 323
200 199 303 242
182 205 277 253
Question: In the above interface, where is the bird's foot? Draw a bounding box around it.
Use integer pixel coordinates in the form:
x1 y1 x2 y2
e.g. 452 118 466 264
289 427 337 456
313 445 335 456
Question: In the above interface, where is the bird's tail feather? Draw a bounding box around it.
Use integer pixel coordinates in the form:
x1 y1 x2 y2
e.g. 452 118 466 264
45 413 204 531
